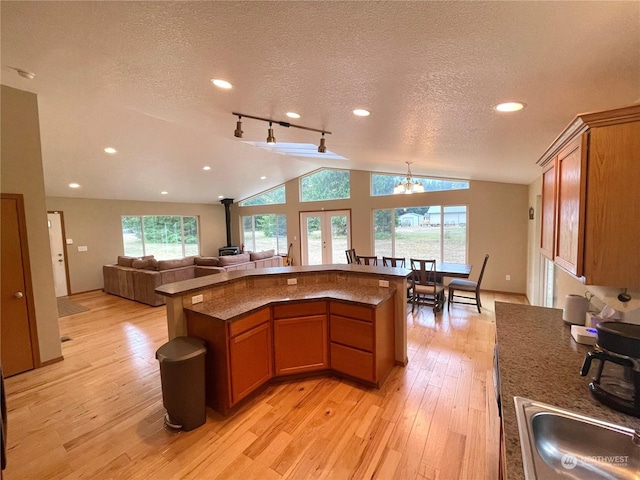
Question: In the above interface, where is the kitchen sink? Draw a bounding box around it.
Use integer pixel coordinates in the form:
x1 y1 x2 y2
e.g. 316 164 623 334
514 397 640 479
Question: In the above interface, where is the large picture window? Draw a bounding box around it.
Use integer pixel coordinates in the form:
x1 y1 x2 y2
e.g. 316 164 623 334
373 206 467 262
121 215 199 259
239 185 286 206
242 214 288 254
371 173 469 196
300 169 350 202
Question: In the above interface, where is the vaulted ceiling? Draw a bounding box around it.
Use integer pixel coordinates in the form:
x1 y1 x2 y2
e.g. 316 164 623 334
2 1 639 204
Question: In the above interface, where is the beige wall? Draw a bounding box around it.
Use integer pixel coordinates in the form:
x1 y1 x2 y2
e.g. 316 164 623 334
46 197 227 293
1 85 62 363
232 170 529 293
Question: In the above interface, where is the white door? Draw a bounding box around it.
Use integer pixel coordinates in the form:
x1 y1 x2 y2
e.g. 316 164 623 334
300 210 351 265
48 212 68 297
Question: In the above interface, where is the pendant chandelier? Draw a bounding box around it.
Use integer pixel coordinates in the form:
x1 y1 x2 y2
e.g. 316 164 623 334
393 161 425 194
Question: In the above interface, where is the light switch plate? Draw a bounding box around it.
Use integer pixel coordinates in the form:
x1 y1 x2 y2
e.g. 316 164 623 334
66 238 73 245
77 246 88 252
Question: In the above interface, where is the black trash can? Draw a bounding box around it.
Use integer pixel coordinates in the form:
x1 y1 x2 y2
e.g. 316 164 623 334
156 336 207 431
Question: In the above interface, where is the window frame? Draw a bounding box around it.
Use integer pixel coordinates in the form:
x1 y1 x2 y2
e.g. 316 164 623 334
239 184 287 207
241 213 288 255
370 172 470 197
299 168 351 203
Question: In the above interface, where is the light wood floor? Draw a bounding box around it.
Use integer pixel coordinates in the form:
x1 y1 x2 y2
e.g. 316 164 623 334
5 290 527 479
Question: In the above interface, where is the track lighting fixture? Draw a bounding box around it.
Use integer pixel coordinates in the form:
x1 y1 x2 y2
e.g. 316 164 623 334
318 132 327 153
232 112 331 150
266 122 276 144
393 161 425 195
234 116 243 138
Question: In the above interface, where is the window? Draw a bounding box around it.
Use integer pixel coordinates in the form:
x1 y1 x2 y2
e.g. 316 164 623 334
121 215 199 259
373 206 467 262
239 185 286 206
371 173 469 196
300 169 350 202
242 214 288 254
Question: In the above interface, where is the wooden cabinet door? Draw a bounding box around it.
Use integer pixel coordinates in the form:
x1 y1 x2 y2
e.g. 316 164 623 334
585 122 640 288
540 161 557 259
273 315 328 375
229 322 272 405
554 137 587 276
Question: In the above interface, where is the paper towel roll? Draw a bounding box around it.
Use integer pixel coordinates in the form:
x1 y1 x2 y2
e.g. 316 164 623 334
563 294 589 325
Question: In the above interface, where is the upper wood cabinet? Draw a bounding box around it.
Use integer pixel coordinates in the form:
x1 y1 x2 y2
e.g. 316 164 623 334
537 104 640 289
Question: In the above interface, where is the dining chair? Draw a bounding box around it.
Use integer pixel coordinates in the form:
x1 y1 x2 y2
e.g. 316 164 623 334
382 256 406 268
447 254 489 313
409 258 445 313
345 248 358 264
357 255 378 266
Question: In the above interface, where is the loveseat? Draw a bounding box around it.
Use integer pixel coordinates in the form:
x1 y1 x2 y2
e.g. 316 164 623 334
103 250 283 306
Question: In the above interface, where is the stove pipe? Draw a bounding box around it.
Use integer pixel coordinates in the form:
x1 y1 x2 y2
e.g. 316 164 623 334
220 198 234 247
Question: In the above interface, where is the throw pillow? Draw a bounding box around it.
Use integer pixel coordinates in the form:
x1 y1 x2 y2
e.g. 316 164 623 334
195 256 219 266
131 257 159 270
117 256 136 267
218 253 251 266
157 257 195 270
250 249 275 261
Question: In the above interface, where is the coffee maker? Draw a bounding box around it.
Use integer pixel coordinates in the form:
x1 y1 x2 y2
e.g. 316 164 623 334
581 322 640 417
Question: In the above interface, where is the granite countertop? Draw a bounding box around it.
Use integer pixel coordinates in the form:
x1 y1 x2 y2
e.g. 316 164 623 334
184 282 396 322
156 263 411 297
495 302 640 480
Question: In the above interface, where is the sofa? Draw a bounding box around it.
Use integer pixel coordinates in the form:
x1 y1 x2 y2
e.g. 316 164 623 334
103 250 283 306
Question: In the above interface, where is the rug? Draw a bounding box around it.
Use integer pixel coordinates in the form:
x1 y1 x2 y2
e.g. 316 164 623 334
57 297 90 317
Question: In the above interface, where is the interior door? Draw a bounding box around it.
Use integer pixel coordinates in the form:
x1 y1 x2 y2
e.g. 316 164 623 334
1 195 37 377
300 210 351 265
47 212 69 297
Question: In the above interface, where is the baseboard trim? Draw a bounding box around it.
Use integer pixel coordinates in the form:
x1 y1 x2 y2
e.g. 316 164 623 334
39 356 64 367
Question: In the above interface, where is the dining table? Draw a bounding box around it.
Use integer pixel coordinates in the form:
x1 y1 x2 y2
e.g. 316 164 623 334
433 261 472 283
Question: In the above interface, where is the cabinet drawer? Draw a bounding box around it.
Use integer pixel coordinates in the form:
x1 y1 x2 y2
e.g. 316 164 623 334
273 301 326 319
330 315 373 352
331 343 374 382
229 307 270 337
330 301 373 322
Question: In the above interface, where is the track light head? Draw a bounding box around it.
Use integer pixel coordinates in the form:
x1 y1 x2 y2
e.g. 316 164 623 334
318 132 327 153
234 116 243 138
266 122 276 144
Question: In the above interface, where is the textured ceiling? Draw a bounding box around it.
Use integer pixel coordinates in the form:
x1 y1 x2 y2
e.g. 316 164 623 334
2 1 639 203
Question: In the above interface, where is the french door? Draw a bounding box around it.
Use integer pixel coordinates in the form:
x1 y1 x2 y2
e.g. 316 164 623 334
300 210 351 265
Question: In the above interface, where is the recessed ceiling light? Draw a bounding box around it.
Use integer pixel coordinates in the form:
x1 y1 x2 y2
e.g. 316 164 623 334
495 102 526 112
203 166 211 171
260 176 267 180
218 195 225 199
104 147 117 154
211 78 233 89
286 112 301 119
161 191 168 195
353 109 371 117
69 183 80 189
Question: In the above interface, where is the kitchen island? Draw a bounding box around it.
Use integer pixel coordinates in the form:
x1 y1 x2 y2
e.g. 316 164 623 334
156 264 410 414
495 302 640 480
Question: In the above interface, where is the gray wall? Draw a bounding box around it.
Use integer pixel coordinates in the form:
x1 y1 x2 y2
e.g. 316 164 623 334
46 197 227 293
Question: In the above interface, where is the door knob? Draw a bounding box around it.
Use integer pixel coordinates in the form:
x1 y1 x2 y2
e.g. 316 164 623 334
14 292 24 298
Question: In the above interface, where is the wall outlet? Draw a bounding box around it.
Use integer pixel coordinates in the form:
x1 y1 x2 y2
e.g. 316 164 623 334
77 246 88 252
506 275 511 281
191 294 203 304
379 279 389 288
287 278 297 285
66 238 73 245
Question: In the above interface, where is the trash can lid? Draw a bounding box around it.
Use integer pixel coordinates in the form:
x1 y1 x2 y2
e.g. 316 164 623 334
156 336 206 363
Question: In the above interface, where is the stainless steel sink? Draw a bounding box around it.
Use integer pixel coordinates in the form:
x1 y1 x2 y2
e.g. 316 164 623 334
514 397 640 479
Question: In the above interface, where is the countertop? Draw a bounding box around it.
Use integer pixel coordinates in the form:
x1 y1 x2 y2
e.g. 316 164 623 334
494 302 640 480
184 282 396 322
156 263 410 297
